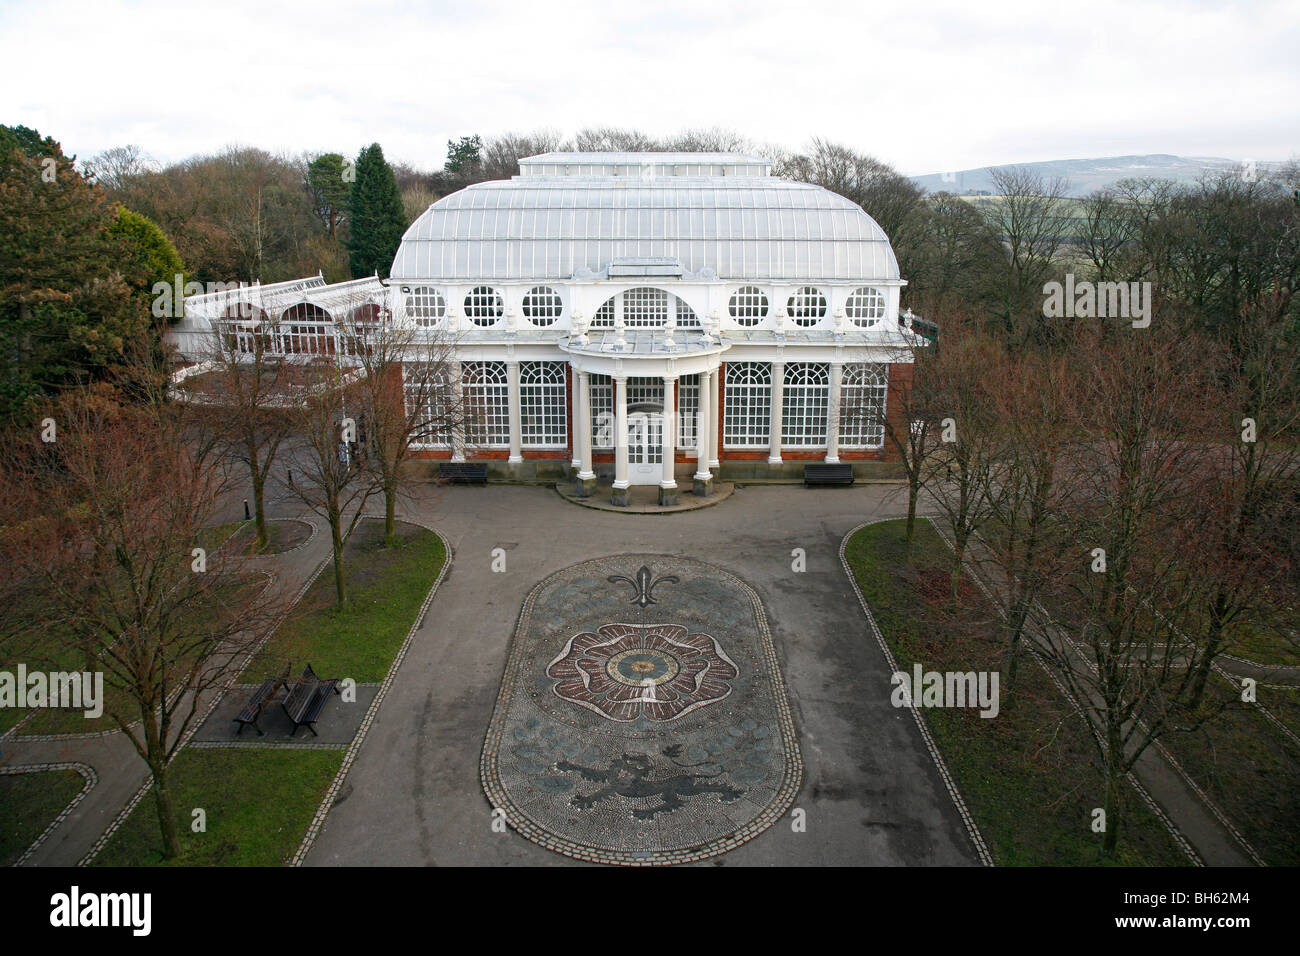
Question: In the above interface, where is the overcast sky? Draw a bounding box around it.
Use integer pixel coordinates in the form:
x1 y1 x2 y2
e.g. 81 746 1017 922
2 0 1295 175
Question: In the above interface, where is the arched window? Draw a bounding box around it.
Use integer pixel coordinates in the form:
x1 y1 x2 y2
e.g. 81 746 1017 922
591 298 615 328
675 298 701 329
522 286 563 326
787 287 827 327
279 303 335 354
845 287 886 327
728 286 768 327
782 363 830 446
520 361 567 447
624 287 668 327
840 363 888 448
464 286 503 326
406 287 446 327
723 362 772 447
404 363 453 448
590 289 699 329
461 361 510 447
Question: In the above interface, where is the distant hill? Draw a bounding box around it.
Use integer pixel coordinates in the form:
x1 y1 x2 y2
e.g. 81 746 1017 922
910 154 1284 197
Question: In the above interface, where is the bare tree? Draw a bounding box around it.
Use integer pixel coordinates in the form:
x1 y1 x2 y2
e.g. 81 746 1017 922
923 318 1006 600
979 341 1085 691
1183 309 1300 705
180 295 295 551
843 326 941 559
0 383 283 859
335 294 463 546
481 129 565 179
1039 322 1225 857
979 166 1072 338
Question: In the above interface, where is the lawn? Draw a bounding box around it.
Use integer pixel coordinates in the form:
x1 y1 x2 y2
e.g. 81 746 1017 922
91 748 342 866
0 768 85 865
243 518 445 683
844 518 1189 866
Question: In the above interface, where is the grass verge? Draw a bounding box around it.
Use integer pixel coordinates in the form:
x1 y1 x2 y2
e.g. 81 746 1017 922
91 748 342 866
0 768 85 865
243 518 444 683
844 518 1188 866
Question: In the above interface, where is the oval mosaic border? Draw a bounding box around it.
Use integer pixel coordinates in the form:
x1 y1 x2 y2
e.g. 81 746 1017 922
480 552 804 866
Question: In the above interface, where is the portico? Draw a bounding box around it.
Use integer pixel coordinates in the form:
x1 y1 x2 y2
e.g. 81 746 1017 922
562 330 726 506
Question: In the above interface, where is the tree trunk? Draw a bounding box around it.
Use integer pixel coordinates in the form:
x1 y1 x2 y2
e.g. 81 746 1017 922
143 713 181 859
904 478 919 563
384 483 398 547
1187 612 1225 710
251 471 269 551
1101 764 1123 858
330 513 346 606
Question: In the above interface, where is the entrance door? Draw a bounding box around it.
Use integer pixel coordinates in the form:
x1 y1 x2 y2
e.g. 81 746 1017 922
627 411 663 485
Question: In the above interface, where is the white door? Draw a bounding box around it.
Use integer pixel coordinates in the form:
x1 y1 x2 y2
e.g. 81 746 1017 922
627 412 663 485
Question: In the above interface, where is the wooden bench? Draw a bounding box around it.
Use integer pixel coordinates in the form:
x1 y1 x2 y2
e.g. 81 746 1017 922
439 462 488 485
281 663 341 737
232 664 290 736
804 463 855 487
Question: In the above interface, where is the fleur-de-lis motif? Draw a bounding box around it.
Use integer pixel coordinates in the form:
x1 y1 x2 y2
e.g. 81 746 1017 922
607 565 679 608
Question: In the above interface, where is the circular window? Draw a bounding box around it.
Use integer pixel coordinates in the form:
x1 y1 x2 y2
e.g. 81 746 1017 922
787 287 826 327
728 286 768 327
405 287 446 327
845 287 886 327
464 286 503 326
522 286 563 326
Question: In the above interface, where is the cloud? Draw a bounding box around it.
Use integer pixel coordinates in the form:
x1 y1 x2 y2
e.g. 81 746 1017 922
2 0 1296 173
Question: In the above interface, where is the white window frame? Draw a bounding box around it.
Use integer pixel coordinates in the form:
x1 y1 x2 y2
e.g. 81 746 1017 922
839 363 888 448
781 362 830 447
723 362 772 448
462 361 510 448
519 361 568 448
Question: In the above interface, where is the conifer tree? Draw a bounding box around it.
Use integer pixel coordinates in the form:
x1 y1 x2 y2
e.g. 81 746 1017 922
346 143 405 279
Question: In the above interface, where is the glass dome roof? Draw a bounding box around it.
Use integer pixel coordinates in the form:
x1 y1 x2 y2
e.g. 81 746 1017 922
391 155 901 283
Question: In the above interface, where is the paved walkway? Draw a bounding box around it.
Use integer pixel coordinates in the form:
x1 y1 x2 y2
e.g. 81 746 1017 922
6 475 1278 867
305 482 980 865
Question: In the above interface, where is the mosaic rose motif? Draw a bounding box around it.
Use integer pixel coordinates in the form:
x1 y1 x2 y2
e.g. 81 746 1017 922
546 623 738 722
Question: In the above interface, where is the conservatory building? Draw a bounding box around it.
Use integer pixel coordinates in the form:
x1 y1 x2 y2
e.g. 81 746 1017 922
173 152 923 505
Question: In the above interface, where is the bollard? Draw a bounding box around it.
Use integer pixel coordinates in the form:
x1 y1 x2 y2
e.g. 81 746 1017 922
243 499 251 521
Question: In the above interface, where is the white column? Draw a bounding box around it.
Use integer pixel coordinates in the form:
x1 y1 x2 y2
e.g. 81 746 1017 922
570 365 581 470
768 360 784 465
707 366 720 468
578 370 595 480
661 375 677 490
826 361 842 464
450 360 466 462
507 360 522 464
694 371 712 481
612 375 629 493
